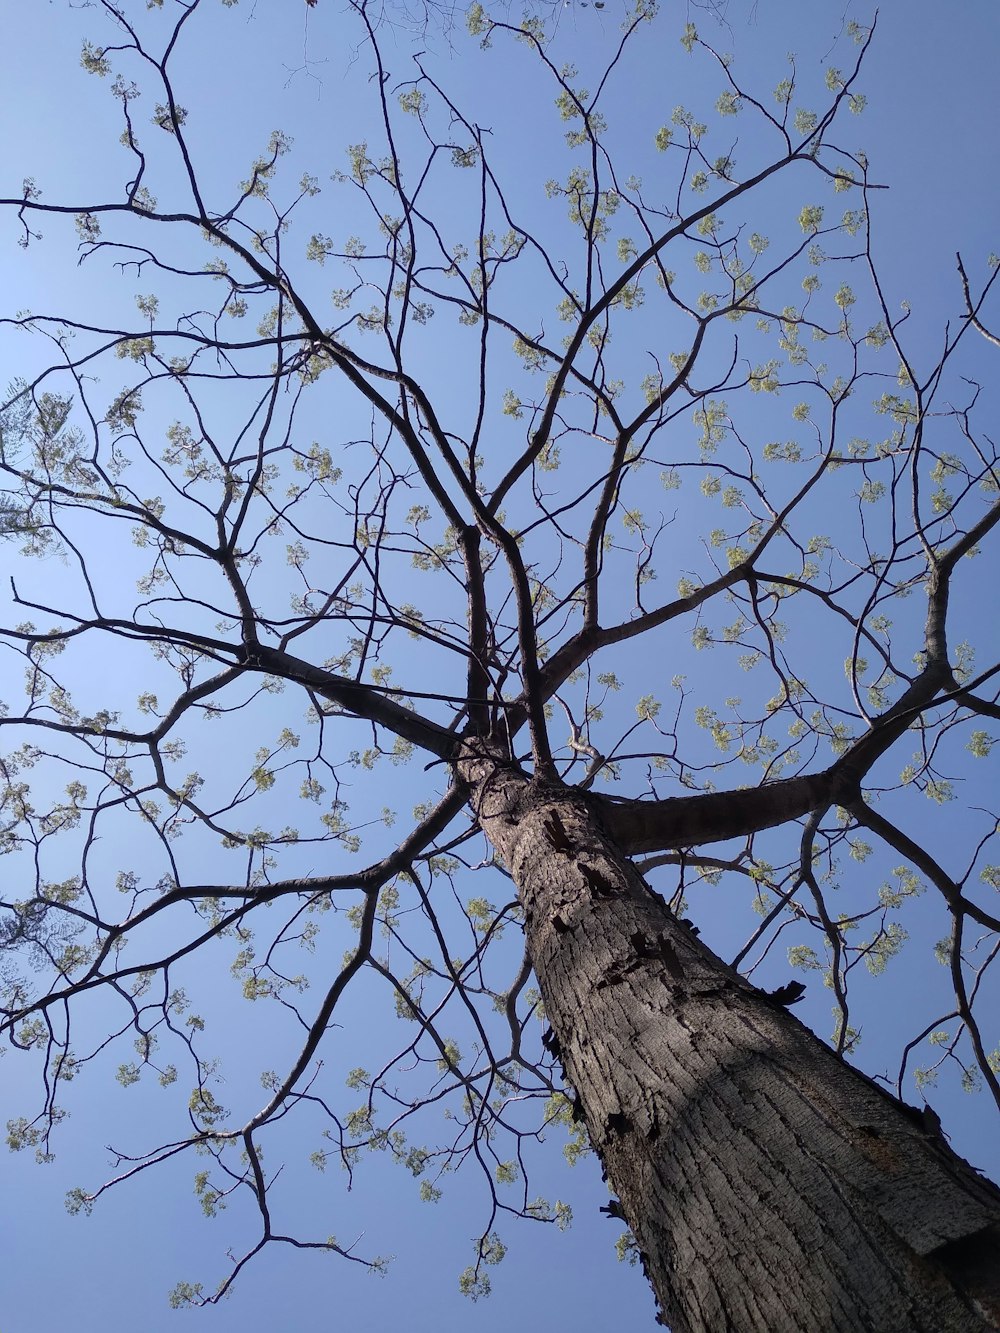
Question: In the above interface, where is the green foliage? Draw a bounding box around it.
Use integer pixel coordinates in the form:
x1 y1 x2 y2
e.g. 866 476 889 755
168 1282 205 1310
788 945 822 971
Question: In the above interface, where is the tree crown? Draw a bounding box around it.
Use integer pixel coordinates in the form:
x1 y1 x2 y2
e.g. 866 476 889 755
1 0 998 1315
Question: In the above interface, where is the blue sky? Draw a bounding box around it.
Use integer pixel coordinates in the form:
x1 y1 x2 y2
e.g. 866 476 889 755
1 0 999 1328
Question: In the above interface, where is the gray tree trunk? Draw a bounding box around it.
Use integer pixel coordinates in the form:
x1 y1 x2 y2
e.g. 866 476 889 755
459 741 1000 1332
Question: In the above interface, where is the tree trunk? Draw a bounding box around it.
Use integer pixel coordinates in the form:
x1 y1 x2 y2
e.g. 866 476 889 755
459 741 1000 1332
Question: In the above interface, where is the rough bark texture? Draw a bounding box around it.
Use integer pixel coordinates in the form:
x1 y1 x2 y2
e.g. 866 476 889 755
458 741 1000 1333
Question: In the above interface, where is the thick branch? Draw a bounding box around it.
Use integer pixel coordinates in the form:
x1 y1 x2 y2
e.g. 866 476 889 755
247 644 457 759
592 652 959 855
592 767 841 855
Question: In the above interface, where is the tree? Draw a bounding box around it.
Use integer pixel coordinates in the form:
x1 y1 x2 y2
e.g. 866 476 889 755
2 1 999 1328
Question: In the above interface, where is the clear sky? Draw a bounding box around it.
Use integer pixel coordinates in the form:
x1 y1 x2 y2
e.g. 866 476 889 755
1 0 999 1329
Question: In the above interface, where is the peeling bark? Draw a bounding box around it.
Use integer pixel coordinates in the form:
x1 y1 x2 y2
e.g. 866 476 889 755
458 741 1000 1332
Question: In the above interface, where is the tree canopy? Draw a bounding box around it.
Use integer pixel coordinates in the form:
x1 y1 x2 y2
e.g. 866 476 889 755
1 0 999 1324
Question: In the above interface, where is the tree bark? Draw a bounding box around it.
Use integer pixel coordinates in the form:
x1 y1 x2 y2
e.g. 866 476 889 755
458 740 1000 1332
